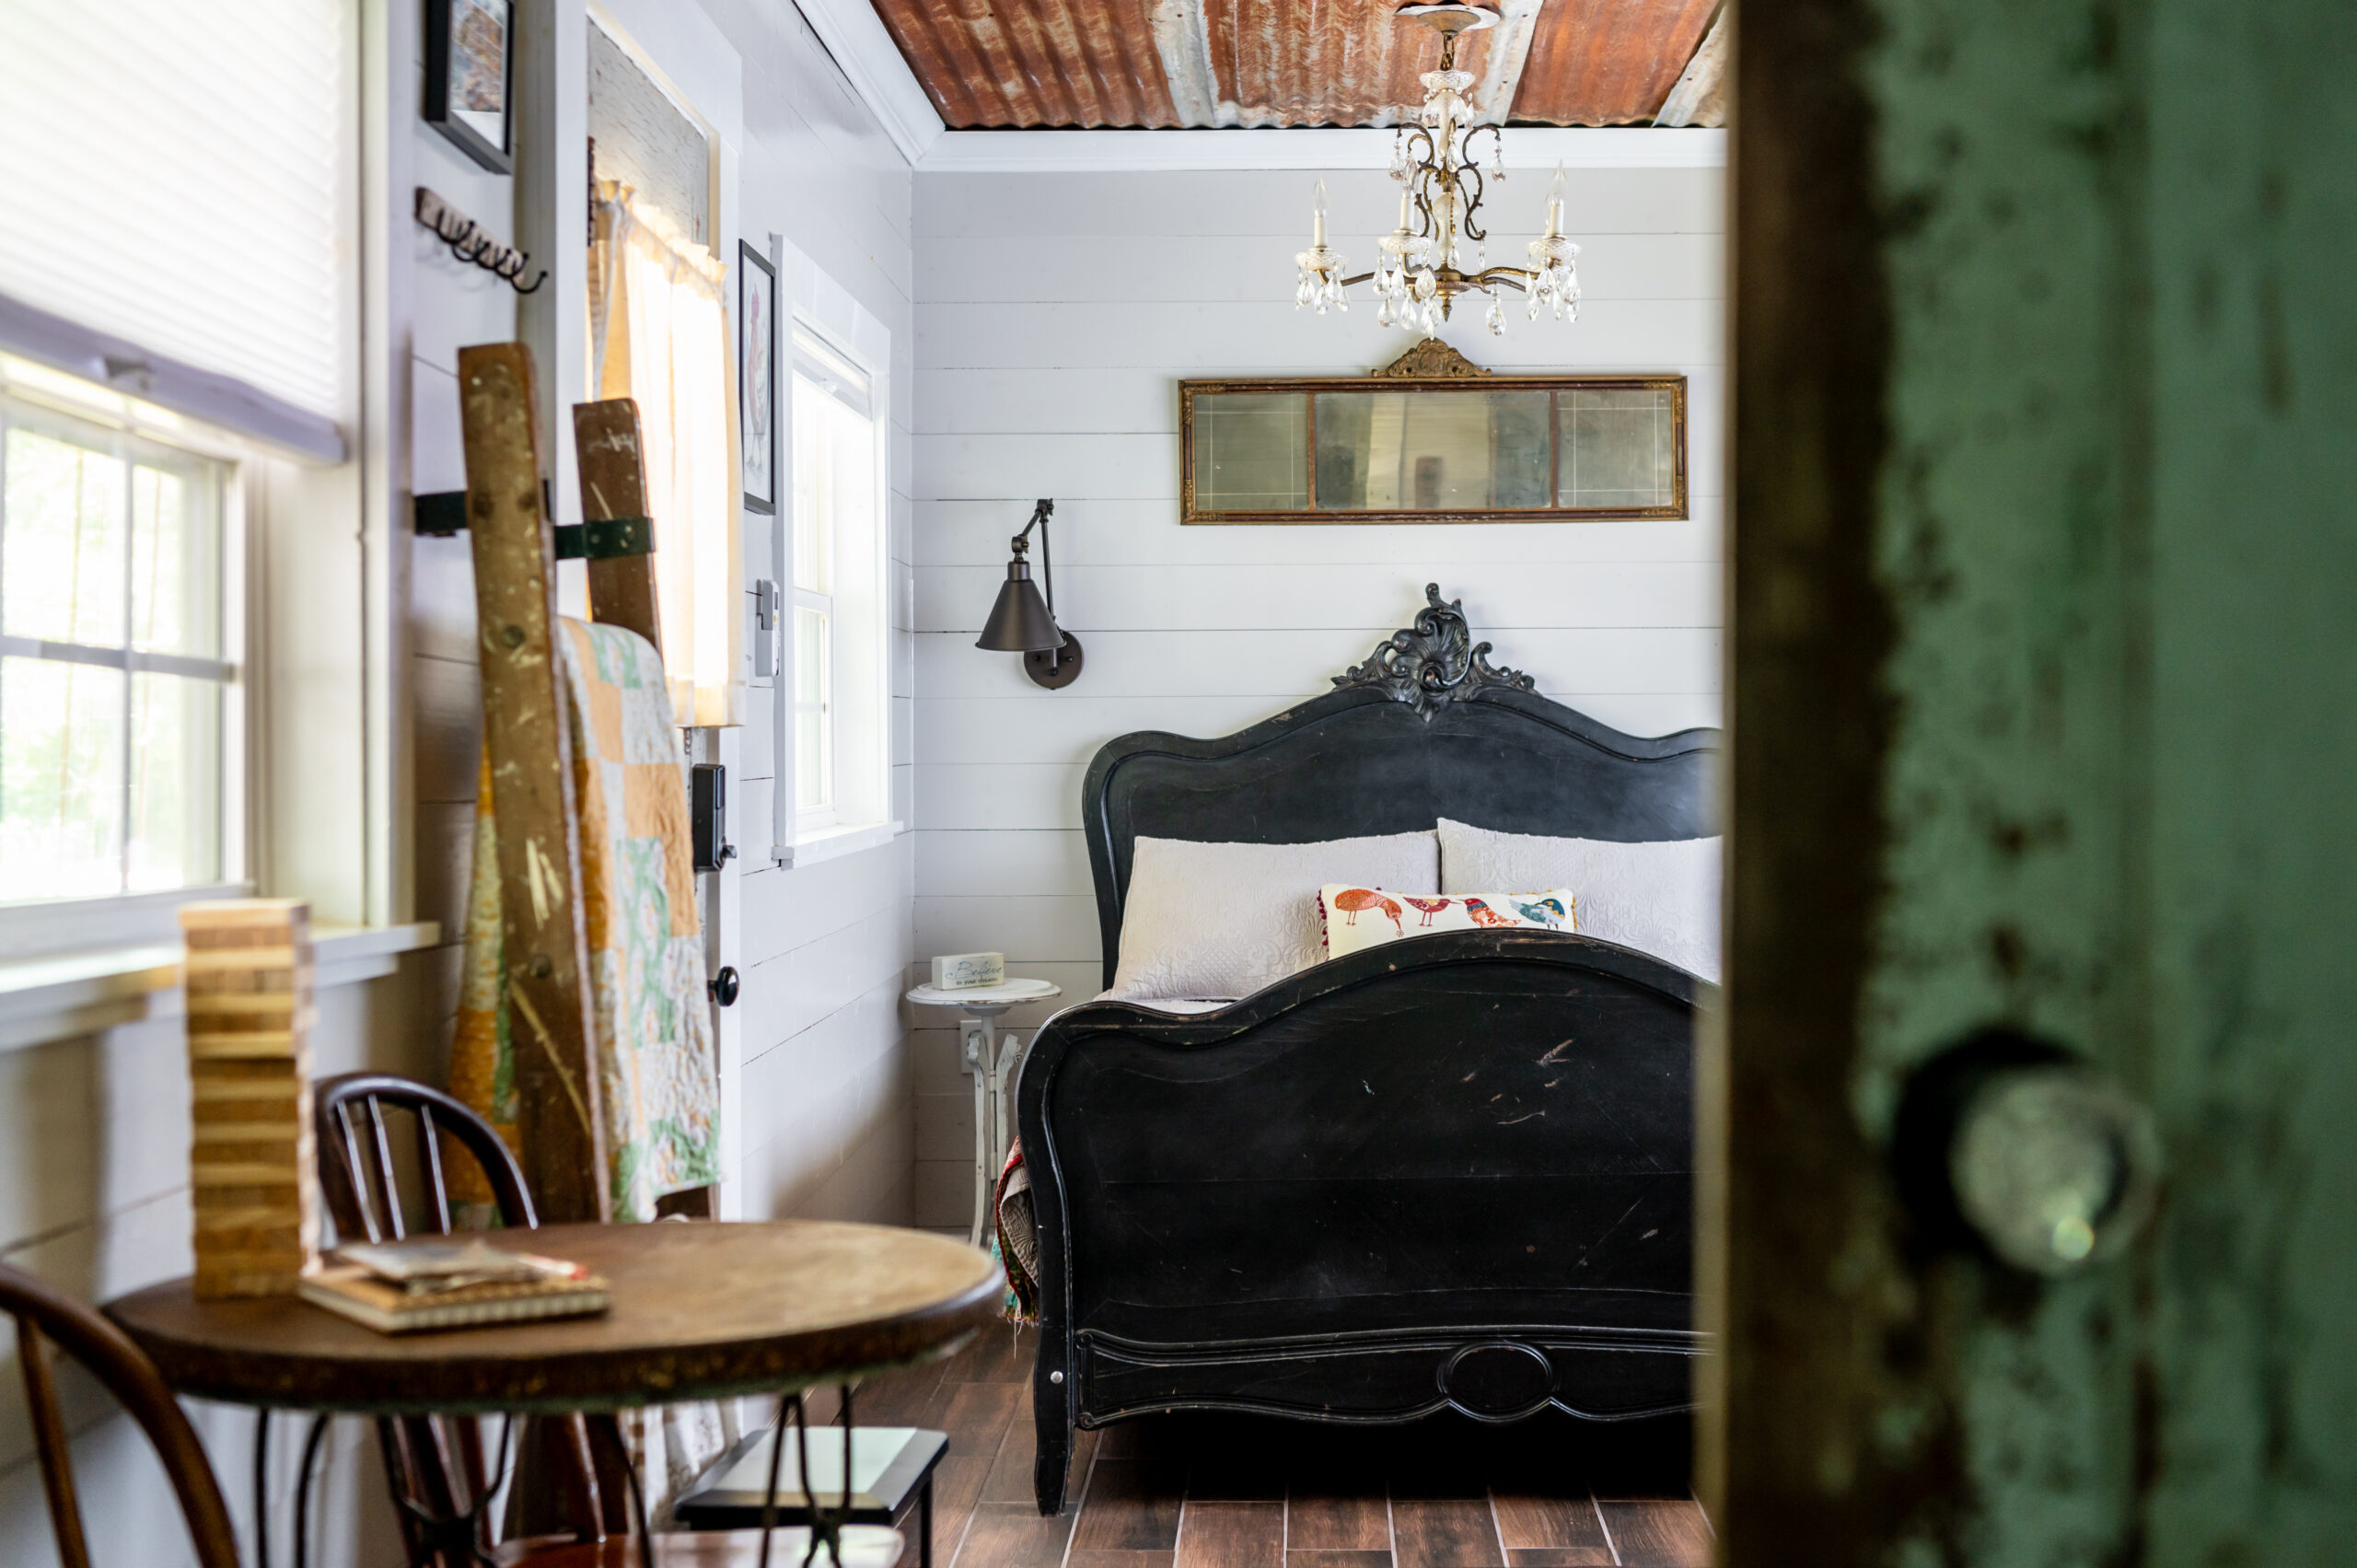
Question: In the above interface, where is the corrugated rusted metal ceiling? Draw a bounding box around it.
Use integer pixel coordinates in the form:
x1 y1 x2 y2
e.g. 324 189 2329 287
1513 0 1718 125
866 0 1721 130
1195 0 1522 129
871 0 1182 129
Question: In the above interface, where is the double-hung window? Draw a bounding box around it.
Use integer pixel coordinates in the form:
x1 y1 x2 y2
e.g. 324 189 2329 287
1 0 354 931
788 329 886 839
0 361 239 904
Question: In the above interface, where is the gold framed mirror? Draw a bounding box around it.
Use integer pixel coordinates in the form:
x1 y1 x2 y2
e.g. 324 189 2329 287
1180 342 1687 526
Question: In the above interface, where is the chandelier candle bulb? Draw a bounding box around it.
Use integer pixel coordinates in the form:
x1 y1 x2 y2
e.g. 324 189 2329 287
1294 178 1349 314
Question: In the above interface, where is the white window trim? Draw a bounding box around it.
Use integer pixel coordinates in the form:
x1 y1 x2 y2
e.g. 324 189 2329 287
769 238 897 866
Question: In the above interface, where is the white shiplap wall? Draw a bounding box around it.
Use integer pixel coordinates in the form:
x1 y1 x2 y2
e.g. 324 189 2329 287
705 0 918 1225
907 167 1726 1225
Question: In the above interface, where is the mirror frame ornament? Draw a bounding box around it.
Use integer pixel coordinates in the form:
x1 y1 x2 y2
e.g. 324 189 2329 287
1180 339 1688 526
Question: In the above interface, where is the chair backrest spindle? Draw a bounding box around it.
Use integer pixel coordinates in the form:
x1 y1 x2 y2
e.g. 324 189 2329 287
363 1098 407 1239
17 1315 95 1568
416 1104 455 1234
331 1102 385 1243
1 1268 240 1568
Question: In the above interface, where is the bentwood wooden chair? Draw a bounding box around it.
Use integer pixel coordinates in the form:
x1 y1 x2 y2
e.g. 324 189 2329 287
316 1071 633 1565
313 1073 902 1568
1 1260 241 1568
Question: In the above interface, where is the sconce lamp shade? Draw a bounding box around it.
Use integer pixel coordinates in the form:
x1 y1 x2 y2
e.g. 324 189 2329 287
977 560 1063 653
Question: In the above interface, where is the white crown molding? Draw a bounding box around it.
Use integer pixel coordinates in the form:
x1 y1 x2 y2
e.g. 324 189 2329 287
792 0 945 165
912 126 1726 173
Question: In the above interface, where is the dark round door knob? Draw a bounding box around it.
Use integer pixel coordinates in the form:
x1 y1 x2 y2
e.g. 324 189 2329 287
708 966 740 1007
1897 1029 2163 1277
1949 1064 2160 1275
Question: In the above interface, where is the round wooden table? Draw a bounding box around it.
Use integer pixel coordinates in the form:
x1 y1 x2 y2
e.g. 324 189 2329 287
106 1220 1005 1415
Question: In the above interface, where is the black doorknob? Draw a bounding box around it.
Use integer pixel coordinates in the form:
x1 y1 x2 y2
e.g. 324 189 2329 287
708 966 740 1007
1895 1029 2162 1276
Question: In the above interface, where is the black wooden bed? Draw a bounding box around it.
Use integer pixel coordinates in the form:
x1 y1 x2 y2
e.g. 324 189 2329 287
1012 587 1719 1513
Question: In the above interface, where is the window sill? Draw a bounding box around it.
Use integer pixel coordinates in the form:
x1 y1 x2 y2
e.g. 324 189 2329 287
772 820 905 869
0 921 440 1054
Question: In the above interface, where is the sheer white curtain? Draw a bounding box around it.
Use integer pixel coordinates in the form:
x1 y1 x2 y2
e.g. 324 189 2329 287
589 180 741 726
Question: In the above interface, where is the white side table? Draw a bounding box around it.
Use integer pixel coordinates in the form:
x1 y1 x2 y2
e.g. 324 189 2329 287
905 979 1063 1246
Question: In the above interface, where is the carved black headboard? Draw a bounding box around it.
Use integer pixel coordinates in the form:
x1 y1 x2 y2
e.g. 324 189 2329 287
1081 586 1722 986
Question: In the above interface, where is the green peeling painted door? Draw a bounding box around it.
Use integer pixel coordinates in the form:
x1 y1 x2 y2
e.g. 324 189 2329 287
1720 0 2356 1562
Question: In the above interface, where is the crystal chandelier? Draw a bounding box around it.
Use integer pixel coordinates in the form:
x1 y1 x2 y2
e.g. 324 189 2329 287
1294 2 1581 337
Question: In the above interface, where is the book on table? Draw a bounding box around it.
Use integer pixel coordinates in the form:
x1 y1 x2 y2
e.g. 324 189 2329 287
298 1238 610 1333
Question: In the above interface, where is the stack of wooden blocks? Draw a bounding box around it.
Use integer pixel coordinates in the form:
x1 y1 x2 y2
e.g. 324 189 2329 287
180 899 322 1298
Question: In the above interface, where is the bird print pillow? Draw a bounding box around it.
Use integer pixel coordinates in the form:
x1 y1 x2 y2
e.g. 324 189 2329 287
1317 884 1579 959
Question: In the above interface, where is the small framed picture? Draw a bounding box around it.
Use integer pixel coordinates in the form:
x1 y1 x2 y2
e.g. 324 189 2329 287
424 0 515 174
739 239 778 515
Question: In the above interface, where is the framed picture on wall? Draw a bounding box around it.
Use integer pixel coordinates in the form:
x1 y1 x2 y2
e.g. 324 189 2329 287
424 0 515 174
739 239 778 515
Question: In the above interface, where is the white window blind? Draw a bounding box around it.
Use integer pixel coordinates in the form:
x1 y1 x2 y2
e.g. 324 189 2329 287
0 2 351 432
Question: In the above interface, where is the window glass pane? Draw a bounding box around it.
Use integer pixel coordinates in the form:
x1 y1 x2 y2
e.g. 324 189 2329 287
128 671 219 891
791 371 832 594
795 708 827 811
824 395 876 549
794 605 830 812
1190 392 1307 512
1558 388 1678 508
1314 389 1551 511
5 423 126 645
0 656 126 900
130 458 220 658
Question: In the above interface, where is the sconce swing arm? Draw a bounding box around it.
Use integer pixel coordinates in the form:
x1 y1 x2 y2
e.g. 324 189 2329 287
1007 497 1057 620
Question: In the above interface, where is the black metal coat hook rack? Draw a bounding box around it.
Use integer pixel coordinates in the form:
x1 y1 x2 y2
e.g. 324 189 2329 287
415 187 546 295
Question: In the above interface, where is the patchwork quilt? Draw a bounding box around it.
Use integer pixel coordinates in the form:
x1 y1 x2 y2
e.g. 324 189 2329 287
448 617 720 1222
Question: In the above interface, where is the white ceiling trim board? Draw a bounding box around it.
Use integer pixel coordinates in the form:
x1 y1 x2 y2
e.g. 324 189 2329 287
916 127 1728 173
790 0 945 164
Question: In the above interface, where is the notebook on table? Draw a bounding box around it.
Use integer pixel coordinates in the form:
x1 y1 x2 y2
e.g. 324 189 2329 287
298 1238 610 1334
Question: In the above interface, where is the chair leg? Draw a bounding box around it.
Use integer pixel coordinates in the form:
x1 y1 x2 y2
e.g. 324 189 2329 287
919 1474 934 1568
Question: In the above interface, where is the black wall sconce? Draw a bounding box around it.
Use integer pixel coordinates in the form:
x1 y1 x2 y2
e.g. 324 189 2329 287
976 497 1082 690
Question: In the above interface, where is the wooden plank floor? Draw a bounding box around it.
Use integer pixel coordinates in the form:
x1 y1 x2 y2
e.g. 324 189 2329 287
842 1328 1712 1568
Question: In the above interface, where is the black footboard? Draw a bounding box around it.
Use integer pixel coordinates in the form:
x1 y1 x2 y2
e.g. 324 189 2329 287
1015 929 1707 1513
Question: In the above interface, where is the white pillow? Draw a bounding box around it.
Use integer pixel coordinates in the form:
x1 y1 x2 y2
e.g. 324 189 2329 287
1109 832 1438 1001
1437 819 1722 981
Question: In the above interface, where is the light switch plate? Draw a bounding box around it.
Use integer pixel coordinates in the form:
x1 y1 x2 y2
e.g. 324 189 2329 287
752 578 780 679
